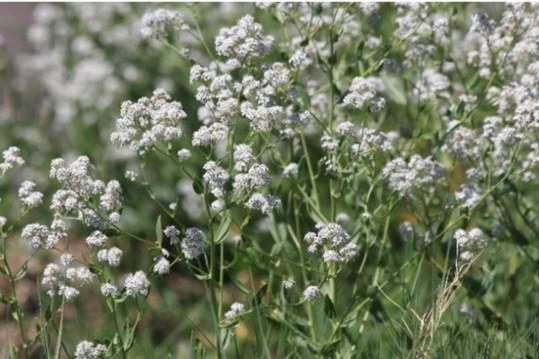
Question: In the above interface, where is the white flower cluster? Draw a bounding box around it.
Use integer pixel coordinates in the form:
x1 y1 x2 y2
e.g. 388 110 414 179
343 77 386 112
335 122 396 159
302 285 321 302
245 193 281 215
50 156 122 227
140 8 189 39
414 69 450 102
304 223 359 263
164 225 206 259
232 144 272 196
21 219 68 251
18 180 44 209
0 146 24 175
41 254 95 301
394 4 449 67
282 278 296 290
224 302 246 322
100 282 119 297
180 227 206 260
455 183 483 209
111 88 186 154
442 123 483 162
382 155 444 196
202 161 230 211
467 4 538 79
454 228 487 261
124 270 150 297
215 15 274 61
74 340 107 359
153 253 171 275
97 247 123 267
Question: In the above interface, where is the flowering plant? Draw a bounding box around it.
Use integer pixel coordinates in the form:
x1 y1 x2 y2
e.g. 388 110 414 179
2 3 539 358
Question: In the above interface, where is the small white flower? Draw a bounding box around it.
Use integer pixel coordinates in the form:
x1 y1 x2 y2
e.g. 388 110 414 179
224 302 246 322
153 256 171 275
124 271 150 297
282 278 296 290
100 283 119 297
181 227 205 259
177 149 191 161
302 286 321 301
18 180 43 209
74 340 107 359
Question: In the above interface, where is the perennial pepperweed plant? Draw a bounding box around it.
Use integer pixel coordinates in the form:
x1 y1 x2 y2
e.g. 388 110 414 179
1 2 539 358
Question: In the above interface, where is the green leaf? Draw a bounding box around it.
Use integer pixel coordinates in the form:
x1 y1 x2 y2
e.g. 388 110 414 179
323 295 337 318
320 338 343 356
14 262 28 281
103 228 121 237
155 215 163 245
251 284 268 308
215 214 232 244
230 274 250 294
192 177 204 194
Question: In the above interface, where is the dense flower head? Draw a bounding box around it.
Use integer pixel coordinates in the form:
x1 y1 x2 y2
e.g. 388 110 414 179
302 285 321 301
49 156 122 228
111 88 186 154
304 223 358 263
343 76 385 111
74 340 107 359
18 180 43 209
181 227 206 259
245 193 281 214
124 270 150 297
97 247 123 267
382 155 444 196
41 256 95 300
140 8 189 39
0 146 24 175
224 302 246 322
215 15 274 61
455 228 487 261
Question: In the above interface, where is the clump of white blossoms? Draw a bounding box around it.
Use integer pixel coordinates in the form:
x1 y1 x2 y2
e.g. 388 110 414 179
74 340 107 359
455 184 483 209
302 285 321 302
304 223 359 263
86 230 108 247
18 180 43 209
282 278 296 290
454 228 487 261
414 68 450 102
111 88 186 154
124 270 150 297
0 146 24 175
100 283 119 298
41 254 95 301
224 302 246 323
21 221 67 251
97 247 123 267
50 156 123 227
343 77 386 112
153 255 171 275
245 193 281 215
215 15 274 62
382 155 444 196
181 227 206 260
140 8 189 39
